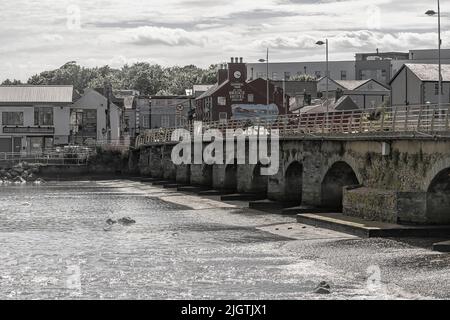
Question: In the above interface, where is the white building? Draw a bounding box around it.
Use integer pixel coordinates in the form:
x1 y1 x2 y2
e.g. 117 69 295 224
0 86 123 154
71 88 122 144
246 61 356 82
0 85 74 153
390 64 450 107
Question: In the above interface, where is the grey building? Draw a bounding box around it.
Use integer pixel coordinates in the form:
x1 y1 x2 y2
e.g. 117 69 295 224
271 80 317 98
192 85 214 98
246 61 356 82
355 51 409 84
150 96 193 129
391 49 450 77
317 77 391 109
390 64 450 107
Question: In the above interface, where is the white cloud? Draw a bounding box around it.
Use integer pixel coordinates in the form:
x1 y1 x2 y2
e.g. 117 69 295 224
41 34 64 42
0 0 448 81
125 26 208 47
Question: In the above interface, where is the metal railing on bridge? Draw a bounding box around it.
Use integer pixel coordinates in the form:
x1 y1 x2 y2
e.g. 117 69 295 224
135 104 450 147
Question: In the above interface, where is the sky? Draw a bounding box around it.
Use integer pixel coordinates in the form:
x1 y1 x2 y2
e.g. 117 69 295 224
0 0 448 82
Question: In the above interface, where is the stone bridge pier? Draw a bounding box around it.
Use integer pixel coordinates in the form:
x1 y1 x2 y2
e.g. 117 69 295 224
137 137 450 225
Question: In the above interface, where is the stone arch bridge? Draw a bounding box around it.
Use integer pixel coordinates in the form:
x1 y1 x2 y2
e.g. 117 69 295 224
132 136 450 225
131 106 450 225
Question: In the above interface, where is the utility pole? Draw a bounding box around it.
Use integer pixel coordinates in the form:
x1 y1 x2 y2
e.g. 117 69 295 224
283 78 286 114
258 48 270 106
266 48 269 106
426 0 442 109
316 39 329 114
438 0 442 109
105 82 112 143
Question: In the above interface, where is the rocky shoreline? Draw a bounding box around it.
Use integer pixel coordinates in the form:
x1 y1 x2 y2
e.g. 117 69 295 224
0 162 45 185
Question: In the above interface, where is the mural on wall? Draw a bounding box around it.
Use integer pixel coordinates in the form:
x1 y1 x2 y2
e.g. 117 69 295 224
231 104 279 120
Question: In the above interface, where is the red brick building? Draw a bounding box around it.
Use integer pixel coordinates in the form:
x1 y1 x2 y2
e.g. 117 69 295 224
195 58 288 122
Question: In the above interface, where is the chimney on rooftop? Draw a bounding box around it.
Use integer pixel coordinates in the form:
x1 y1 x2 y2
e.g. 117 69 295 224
227 56 247 82
218 63 228 85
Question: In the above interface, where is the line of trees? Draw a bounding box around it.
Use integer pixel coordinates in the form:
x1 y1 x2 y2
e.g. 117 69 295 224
1 61 218 95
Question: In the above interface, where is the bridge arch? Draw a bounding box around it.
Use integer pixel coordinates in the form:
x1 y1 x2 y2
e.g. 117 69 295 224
426 166 450 223
224 160 238 191
251 162 268 195
321 161 360 211
423 158 450 192
284 161 303 203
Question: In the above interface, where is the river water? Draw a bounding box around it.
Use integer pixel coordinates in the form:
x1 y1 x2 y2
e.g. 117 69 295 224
0 180 448 300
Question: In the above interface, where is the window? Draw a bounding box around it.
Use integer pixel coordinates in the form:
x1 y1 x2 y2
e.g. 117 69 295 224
219 112 228 124
360 70 368 80
284 72 291 80
34 107 53 125
2 112 23 125
248 94 254 103
218 96 227 106
340 71 347 80
161 115 170 128
142 115 150 129
70 109 97 138
381 69 387 81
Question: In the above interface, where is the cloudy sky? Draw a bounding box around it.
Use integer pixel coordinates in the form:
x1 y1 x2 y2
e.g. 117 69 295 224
0 0 448 81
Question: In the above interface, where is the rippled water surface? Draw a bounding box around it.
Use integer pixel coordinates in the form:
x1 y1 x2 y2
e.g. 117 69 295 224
0 180 448 300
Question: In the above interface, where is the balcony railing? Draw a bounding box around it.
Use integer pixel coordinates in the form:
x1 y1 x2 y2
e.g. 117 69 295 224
3 126 55 134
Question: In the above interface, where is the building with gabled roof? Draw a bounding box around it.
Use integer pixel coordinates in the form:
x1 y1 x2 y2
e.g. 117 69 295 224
390 64 450 107
196 58 288 122
0 85 75 153
317 77 390 109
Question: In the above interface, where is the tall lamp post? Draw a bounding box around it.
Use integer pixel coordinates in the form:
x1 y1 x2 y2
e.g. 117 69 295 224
316 39 329 114
258 48 270 105
426 0 442 109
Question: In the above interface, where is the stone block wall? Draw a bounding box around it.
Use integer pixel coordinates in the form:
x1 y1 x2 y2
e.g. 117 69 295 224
343 187 398 223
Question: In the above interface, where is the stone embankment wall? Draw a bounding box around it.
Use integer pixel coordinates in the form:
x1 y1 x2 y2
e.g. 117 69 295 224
0 148 135 182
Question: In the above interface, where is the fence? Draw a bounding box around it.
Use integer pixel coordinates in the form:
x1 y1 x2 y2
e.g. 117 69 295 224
0 148 94 166
135 104 450 147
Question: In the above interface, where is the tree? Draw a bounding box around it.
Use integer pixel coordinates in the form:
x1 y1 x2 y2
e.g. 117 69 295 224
120 63 165 95
1 79 22 85
290 74 317 82
25 61 218 95
27 62 100 92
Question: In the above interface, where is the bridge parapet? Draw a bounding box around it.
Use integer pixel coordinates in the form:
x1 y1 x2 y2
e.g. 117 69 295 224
135 104 450 147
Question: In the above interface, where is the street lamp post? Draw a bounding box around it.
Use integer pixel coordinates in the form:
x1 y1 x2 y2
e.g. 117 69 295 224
316 39 329 114
259 48 270 105
426 0 442 109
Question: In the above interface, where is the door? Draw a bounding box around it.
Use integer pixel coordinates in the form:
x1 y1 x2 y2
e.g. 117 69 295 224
13 137 21 153
26 137 44 154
